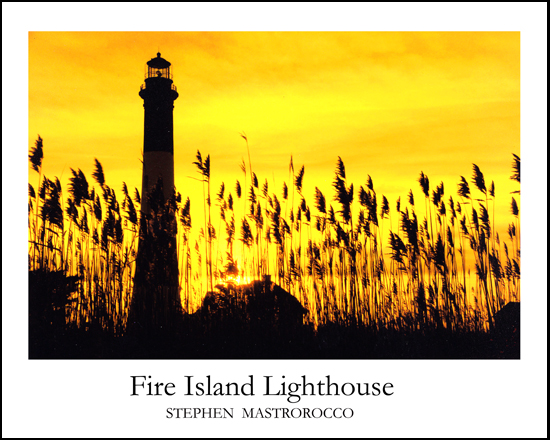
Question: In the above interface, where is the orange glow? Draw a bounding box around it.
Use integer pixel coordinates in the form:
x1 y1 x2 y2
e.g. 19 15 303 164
220 274 249 288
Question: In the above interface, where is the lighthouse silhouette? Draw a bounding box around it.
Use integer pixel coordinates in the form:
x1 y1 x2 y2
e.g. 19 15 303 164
129 53 183 333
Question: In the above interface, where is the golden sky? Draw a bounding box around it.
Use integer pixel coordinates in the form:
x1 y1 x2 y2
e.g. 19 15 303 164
29 31 520 232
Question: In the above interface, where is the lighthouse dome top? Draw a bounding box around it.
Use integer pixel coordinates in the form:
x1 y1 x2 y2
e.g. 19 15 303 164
147 52 171 69
144 52 173 81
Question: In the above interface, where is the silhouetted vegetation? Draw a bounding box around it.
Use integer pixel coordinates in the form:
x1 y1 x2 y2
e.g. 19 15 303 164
28 136 520 358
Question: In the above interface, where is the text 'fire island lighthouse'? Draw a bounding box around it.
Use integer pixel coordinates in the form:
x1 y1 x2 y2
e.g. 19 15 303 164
129 53 183 333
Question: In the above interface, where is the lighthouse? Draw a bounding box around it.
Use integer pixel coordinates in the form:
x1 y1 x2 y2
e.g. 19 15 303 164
129 53 182 333
139 52 179 213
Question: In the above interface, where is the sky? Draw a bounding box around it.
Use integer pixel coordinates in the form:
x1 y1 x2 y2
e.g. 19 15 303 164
28 31 520 233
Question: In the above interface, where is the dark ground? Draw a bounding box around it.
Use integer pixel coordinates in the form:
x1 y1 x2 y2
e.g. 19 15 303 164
29 319 519 360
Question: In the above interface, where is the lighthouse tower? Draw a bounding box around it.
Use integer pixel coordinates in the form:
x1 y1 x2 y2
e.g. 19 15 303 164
129 53 182 333
139 52 179 213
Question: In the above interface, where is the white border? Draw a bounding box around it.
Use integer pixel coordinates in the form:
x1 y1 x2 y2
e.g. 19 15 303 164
3 3 547 438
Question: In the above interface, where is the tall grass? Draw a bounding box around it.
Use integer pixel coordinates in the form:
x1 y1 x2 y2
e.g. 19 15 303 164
29 136 520 335
29 138 138 334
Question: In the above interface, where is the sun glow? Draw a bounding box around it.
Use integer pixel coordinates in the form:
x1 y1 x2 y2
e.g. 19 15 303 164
217 263 251 287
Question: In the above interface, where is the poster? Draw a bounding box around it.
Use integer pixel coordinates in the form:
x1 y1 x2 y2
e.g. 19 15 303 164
3 3 547 438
